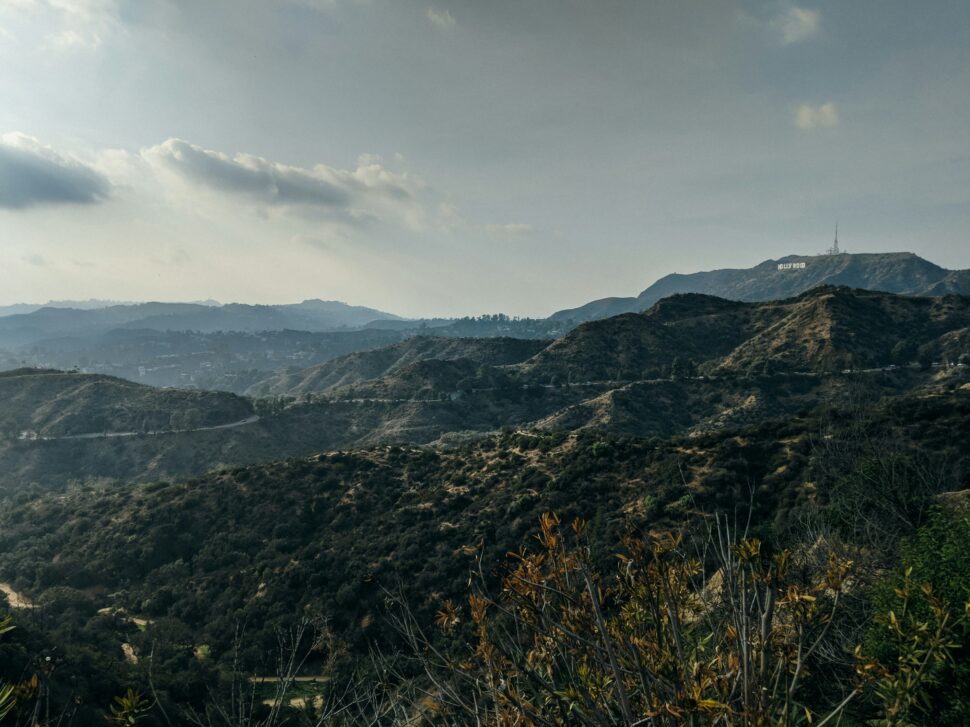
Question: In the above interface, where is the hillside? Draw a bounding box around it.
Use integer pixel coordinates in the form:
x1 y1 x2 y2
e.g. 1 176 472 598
1 288 967 491
551 252 970 323
526 287 970 382
247 336 547 397
1 386 967 715
0 368 253 439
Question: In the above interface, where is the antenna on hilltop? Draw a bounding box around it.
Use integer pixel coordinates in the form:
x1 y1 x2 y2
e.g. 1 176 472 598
826 223 842 255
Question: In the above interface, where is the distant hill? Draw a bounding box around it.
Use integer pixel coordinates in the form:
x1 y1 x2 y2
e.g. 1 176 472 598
247 336 548 397
0 368 253 439
551 252 970 323
0 299 401 349
0 299 144 318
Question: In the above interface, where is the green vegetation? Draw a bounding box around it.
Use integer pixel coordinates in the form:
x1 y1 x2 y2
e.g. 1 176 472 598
0 382 966 724
0 369 252 440
1 288 967 493
862 508 970 724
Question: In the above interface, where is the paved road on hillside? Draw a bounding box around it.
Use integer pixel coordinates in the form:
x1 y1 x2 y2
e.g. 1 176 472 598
315 363 965 405
31 414 261 442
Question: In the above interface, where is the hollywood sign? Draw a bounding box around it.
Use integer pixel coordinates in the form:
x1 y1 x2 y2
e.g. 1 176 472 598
778 262 807 270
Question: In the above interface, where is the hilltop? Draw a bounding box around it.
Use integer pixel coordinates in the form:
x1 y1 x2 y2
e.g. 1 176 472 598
1 287 966 491
0 368 252 439
551 252 970 323
526 286 970 382
247 335 548 397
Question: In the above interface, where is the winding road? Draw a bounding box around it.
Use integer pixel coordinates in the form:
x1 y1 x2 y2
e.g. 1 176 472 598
32 414 261 442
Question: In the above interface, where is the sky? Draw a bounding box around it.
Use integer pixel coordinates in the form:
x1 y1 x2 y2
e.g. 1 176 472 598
0 0 968 318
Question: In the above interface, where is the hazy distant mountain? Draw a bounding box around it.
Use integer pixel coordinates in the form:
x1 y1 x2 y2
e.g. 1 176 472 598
0 304 41 317
0 299 401 348
0 299 144 317
551 252 970 323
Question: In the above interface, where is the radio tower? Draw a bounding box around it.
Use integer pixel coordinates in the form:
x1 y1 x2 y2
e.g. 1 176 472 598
827 223 841 255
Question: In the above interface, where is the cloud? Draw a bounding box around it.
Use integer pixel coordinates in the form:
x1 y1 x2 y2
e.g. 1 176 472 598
772 5 820 45
794 102 839 129
0 133 111 209
22 253 49 267
3 0 121 50
140 138 445 237
426 7 456 29
143 138 420 210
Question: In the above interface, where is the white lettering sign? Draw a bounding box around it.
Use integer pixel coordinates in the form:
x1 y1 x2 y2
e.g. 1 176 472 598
777 262 807 270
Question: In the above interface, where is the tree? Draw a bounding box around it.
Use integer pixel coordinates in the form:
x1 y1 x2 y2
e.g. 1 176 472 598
671 357 685 380
891 340 917 366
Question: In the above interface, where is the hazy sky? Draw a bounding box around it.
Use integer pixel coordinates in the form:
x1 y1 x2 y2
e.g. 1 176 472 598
1 0 968 317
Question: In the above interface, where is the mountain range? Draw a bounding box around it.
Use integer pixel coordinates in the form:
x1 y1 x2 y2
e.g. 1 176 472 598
0 299 400 349
2 286 967 491
551 252 970 322
1 282 969 724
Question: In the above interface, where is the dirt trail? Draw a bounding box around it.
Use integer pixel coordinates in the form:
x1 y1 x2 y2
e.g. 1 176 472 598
0 582 34 609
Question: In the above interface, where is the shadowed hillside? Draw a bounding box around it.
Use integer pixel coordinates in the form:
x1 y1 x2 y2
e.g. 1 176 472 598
247 336 547 397
0 368 253 439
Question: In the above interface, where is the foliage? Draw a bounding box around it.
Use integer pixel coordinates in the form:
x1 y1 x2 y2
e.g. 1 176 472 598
861 508 970 724
109 689 152 726
0 615 15 721
394 513 860 725
0 388 967 723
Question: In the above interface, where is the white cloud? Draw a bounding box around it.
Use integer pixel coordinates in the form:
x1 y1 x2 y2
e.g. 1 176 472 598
0 132 111 209
142 138 418 209
794 102 839 130
426 6 455 30
138 138 453 238
2 0 119 50
773 5 820 45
